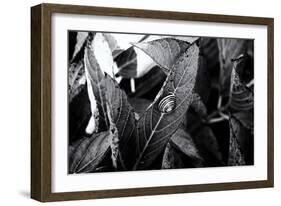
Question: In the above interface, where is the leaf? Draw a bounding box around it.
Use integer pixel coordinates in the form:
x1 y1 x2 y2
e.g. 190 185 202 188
193 126 223 166
72 32 89 61
68 85 91 143
230 58 254 111
132 38 199 74
190 93 207 117
69 131 112 173
228 117 246 166
115 47 137 78
103 33 120 53
85 33 137 169
217 39 250 98
85 63 99 134
121 66 166 98
143 35 199 44
106 102 119 169
115 35 198 78
103 76 137 169
84 33 114 131
227 56 254 165
232 111 253 134
133 43 199 170
115 47 157 78
194 38 219 104
170 128 204 167
162 143 184 169
128 98 152 115
68 61 85 102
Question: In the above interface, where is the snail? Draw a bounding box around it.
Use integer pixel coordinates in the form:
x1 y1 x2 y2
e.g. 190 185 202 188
158 92 176 113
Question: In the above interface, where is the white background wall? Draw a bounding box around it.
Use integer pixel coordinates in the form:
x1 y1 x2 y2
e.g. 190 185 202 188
0 0 279 205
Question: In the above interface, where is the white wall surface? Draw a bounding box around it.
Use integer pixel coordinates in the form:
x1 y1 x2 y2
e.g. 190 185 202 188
0 0 280 205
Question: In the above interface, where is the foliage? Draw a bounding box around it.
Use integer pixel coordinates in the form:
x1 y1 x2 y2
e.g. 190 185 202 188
68 31 254 173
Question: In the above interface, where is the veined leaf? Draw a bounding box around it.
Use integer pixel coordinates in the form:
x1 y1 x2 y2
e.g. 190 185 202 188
115 36 198 78
230 58 254 112
227 55 254 165
228 117 246 166
85 33 137 169
72 32 89 62
133 43 199 170
106 102 119 170
143 35 199 44
103 76 137 169
84 33 120 131
69 131 112 173
162 143 184 169
217 39 250 98
68 61 85 102
132 38 199 74
170 128 204 167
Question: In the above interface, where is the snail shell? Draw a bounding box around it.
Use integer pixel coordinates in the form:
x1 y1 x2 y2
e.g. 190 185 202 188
158 93 176 113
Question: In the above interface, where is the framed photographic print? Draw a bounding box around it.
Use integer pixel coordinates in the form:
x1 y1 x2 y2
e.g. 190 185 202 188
31 3 274 202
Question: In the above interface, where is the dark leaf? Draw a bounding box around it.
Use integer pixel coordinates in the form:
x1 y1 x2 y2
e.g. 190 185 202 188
128 98 152 115
217 39 250 99
133 43 199 170
68 61 85 102
230 58 254 112
68 85 91 143
190 93 207 117
232 111 254 134
228 117 246 166
162 143 184 169
103 76 137 169
170 128 204 167
69 131 112 173
227 55 254 165
193 126 224 166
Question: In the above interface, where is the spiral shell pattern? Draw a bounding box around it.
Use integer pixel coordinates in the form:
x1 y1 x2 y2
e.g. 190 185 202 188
158 93 176 113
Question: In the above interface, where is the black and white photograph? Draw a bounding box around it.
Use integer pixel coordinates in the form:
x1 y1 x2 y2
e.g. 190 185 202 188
68 31 254 174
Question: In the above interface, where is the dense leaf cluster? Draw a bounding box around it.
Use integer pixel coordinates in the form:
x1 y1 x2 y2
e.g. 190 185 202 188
68 32 254 173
